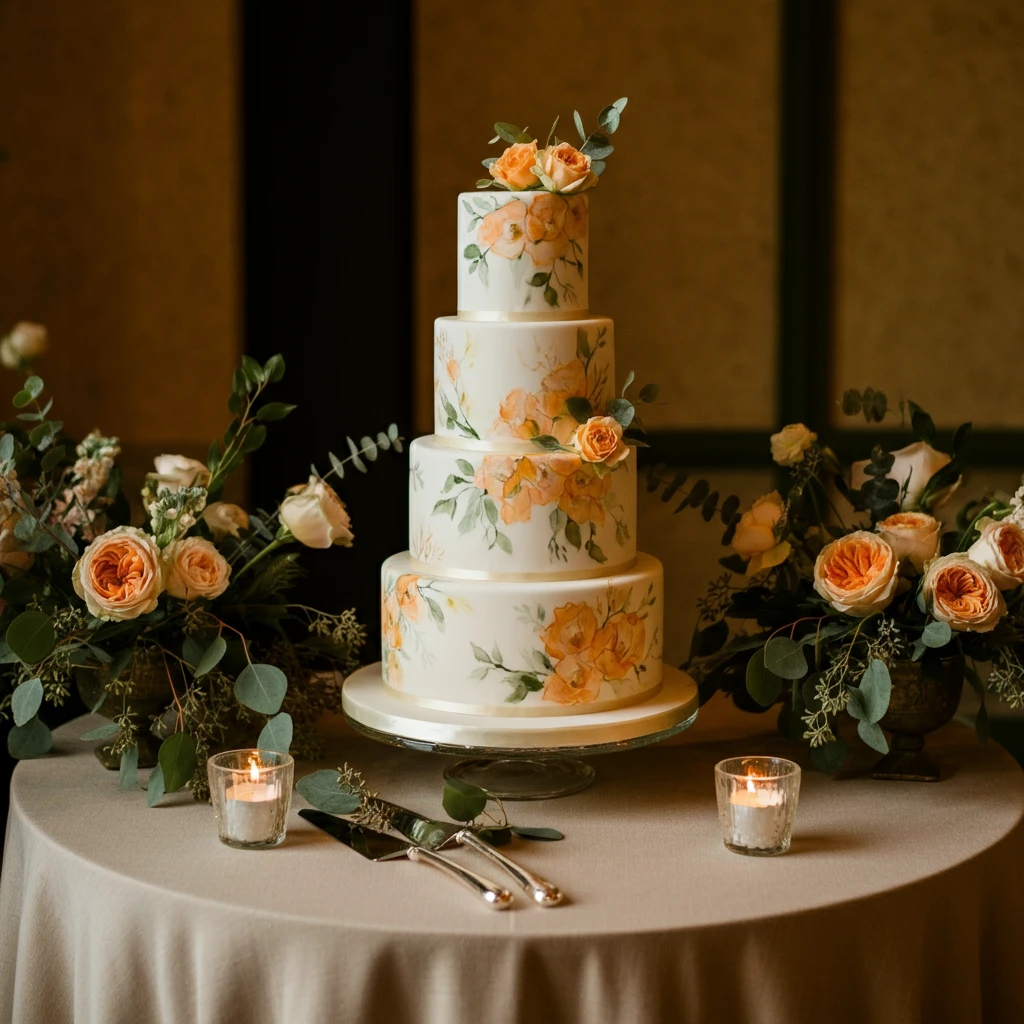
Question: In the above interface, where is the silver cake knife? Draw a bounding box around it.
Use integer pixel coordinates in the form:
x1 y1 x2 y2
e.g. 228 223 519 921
367 797 564 907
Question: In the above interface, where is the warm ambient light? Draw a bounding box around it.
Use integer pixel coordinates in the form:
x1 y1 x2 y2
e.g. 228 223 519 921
248 754 261 783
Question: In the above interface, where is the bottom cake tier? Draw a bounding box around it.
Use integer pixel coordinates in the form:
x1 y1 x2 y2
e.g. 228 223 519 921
381 551 664 716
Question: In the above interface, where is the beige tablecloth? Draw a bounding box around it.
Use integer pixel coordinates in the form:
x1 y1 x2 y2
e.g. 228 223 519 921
2 699 1023 1024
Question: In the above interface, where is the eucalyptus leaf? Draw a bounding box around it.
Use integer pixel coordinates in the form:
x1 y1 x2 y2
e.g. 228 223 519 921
194 636 227 678
745 650 783 706
509 825 564 841
158 733 196 793
763 636 809 680
921 621 952 649
235 663 287 714
0 433 13 463
442 778 488 822
858 659 892 722
80 721 120 741
7 716 52 759
120 744 139 790
257 712 293 754
810 737 848 774
6 610 55 665
146 763 166 807
296 769 362 814
857 719 889 754
256 402 297 422
11 677 43 726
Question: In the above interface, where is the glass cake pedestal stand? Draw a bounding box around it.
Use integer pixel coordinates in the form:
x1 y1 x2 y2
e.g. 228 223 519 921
342 663 699 800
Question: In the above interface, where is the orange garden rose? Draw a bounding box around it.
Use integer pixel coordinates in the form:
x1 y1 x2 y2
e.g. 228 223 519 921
477 200 527 259
558 464 613 526
967 520 1024 590
72 526 164 621
542 655 603 705
163 537 231 601
813 531 899 617
589 611 646 679
395 574 425 621
875 511 942 572
923 554 1006 632
488 141 539 190
571 415 629 466
540 601 599 661
540 142 594 193
732 492 784 559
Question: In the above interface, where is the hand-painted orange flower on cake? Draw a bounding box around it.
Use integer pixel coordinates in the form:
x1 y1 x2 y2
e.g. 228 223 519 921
558 464 613 527
381 575 449 687
395 574 424 621
541 655 603 705
563 195 587 240
494 359 588 444
477 200 527 258
475 453 579 525
540 601 599 661
524 194 571 266
589 611 646 679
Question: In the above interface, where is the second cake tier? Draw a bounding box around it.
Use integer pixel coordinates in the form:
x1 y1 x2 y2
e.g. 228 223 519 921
381 552 664 716
410 435 637 577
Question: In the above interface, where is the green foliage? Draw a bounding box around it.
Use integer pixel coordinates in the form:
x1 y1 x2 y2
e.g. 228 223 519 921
296 769 362 815
745 650 784 706
810 737 848 773
146 764 166 808
763 637 809 680
158 733 197 793
6 611 55 665
509 825 564 841
11 677 43 726
195 637 227 677
257 712 293 754
234 663 288 715
442 778 488 822
7 716 52 759
120 745 139 789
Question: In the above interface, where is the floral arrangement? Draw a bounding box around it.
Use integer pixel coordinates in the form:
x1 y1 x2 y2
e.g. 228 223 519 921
0 324 401 804
478 98 628 194
659 389 1024 772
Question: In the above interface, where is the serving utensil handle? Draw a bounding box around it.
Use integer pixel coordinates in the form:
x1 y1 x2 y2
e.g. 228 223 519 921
456 830 564 907
405 846 513 910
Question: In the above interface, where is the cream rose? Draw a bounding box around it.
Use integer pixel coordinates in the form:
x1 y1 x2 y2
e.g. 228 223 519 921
875 511 942 572
0 514 34 576
163 537 231 601
280 477 353 548
72 526 164 621
202 501 249 541
770 423 817 467
0 321 48 369
571 416 629 466
967 520 1024 590
851 440 954 511
153 454 210 490
539 142 595 193
813 530 899 616
489 141 539 190
732 491 790 574
923 553 1006 632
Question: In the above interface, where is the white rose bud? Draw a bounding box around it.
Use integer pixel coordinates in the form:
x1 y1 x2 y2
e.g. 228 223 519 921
967 520 1024 590
163 537 231 601
769 423 817 467
851 440 955 511
152 454 211 490
203 501 249 541
922 553 1006 632
0 321 48 369
875 512 942 573
279 476 353 549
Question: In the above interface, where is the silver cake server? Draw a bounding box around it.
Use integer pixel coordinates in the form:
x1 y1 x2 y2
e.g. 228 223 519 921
369 798 563 907
299 809 513 910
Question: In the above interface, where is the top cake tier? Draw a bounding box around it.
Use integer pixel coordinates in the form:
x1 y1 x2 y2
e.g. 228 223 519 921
458 192 588 318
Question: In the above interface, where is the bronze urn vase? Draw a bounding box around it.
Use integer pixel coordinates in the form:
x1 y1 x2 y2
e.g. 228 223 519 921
872 656 964 782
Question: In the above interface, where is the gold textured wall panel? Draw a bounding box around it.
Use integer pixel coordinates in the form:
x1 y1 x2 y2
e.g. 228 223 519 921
414 0 779 434
834 0 1024 428
0 0 240 446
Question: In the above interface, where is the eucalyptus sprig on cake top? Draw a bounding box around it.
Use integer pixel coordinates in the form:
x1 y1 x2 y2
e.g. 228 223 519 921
0 338 402 804
673 391 1024 773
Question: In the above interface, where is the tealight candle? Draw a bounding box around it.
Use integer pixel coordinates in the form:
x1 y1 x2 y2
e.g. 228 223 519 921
208 750 294 849
715 757 800 856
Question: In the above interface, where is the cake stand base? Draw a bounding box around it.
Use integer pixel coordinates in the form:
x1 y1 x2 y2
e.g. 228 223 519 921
342 663 699 800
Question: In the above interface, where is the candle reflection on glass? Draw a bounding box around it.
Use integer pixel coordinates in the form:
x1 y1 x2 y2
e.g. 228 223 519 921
208 749 294 849
715 757 800 856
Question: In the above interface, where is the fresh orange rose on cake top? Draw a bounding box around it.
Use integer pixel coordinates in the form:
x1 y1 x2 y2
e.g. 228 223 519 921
571 415 629 466
488 140 540 190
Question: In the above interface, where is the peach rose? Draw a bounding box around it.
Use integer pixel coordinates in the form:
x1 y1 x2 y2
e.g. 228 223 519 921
163 537 231 601
563 195 588 240
542 655 603 705
770 423 817 467
923 553 1006 632
280 477 353 548
72 526 164 621
202 501 249 541
153 454 210 490
876 512 942 572
478 200 527 259
558 464 612 527
571 415 629 466
395 574 425 621
589 611 646 679
540 601 599 661
732 492 784 559
489 141 539 190
813 530 899 617
539 143 594 193
967 520 1024 590
851 441 954 511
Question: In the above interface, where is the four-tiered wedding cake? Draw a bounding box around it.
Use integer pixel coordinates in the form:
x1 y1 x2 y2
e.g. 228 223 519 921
379 187 665 717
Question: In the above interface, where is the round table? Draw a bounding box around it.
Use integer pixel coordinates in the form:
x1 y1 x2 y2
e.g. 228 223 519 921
2 699 1023 1024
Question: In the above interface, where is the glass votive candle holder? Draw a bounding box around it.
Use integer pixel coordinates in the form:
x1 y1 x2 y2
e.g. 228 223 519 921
208 750 294 849
715 756 801 856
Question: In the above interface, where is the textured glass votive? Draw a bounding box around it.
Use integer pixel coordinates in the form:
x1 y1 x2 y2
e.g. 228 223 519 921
715 756 801 856
208 750 294 849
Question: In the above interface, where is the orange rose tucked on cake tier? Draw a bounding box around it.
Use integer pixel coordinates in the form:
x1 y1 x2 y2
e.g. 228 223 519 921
542 655 603 705
922 554 1006 632
558 464 613 527
477 200 528 259
589 611 646 679
524 194 571 266
967 520 1024 590
812 531 899 617
571 416 629 467
488 141 539 190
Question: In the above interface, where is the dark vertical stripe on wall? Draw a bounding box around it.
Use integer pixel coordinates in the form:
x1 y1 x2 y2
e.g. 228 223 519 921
242 5 413 630
776 0 838 428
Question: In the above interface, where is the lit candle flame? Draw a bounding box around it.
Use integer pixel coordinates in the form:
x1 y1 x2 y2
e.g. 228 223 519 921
746 777 756 793
248 754 261 783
